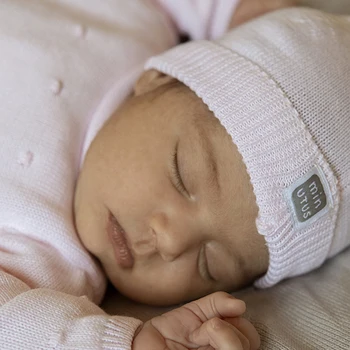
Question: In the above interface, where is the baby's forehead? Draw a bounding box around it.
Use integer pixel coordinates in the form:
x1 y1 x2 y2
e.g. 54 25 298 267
149 76 223 146
163 80 219 131
187 101 223 147
176 100 224 161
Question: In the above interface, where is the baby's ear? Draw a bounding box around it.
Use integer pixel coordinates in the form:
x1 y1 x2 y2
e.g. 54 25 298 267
134 69 176 96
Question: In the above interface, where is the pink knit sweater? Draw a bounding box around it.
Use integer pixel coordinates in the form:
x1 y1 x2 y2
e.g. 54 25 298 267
0 0 238 348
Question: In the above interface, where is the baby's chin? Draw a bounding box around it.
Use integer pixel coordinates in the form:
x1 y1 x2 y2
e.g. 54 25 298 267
111 283 189 306
107 274 211 306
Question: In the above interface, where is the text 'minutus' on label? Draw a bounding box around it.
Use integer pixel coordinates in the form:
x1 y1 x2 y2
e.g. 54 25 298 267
285 167 332 228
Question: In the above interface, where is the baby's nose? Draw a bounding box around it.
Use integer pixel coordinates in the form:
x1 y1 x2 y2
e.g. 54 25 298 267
150 211 199 262
158 234 186 262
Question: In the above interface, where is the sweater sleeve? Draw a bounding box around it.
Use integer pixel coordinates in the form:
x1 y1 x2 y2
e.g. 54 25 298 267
154 0 240 40
0 235 142 349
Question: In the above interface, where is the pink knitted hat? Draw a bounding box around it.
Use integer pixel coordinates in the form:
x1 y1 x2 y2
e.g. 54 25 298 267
145 8 350 288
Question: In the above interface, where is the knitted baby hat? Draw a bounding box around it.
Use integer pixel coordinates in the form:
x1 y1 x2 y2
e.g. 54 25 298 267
145 7 350 288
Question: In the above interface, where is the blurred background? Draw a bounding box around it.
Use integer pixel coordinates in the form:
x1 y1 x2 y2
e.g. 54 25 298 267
302 0 350 13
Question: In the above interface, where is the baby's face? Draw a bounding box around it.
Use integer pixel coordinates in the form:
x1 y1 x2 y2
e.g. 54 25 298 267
74 71 268 306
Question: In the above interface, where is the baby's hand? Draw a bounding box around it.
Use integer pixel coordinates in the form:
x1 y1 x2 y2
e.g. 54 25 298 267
133 291 260 350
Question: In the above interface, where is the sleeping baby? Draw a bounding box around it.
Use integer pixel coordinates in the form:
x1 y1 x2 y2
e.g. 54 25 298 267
3 0 349 349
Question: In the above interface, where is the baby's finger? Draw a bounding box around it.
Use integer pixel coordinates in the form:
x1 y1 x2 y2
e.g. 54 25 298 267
224 317 260 350
185 292 246 322
207 317 250 350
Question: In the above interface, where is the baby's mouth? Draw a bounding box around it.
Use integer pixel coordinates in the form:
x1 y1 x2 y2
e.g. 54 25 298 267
107 212 134 268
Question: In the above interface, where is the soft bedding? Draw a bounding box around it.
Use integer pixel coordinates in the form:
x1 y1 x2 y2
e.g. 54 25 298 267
102 1 350 349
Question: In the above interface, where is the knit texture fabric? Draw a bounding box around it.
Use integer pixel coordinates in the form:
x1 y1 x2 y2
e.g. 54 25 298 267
146 7 350 288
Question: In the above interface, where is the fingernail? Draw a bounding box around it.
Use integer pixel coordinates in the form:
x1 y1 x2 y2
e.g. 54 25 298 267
211 318 224 330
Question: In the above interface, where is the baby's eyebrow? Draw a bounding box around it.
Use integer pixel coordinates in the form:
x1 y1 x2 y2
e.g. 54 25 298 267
193 121 220 194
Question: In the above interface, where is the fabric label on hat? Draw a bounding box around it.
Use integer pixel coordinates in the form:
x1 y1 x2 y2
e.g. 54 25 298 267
284 166 333 229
